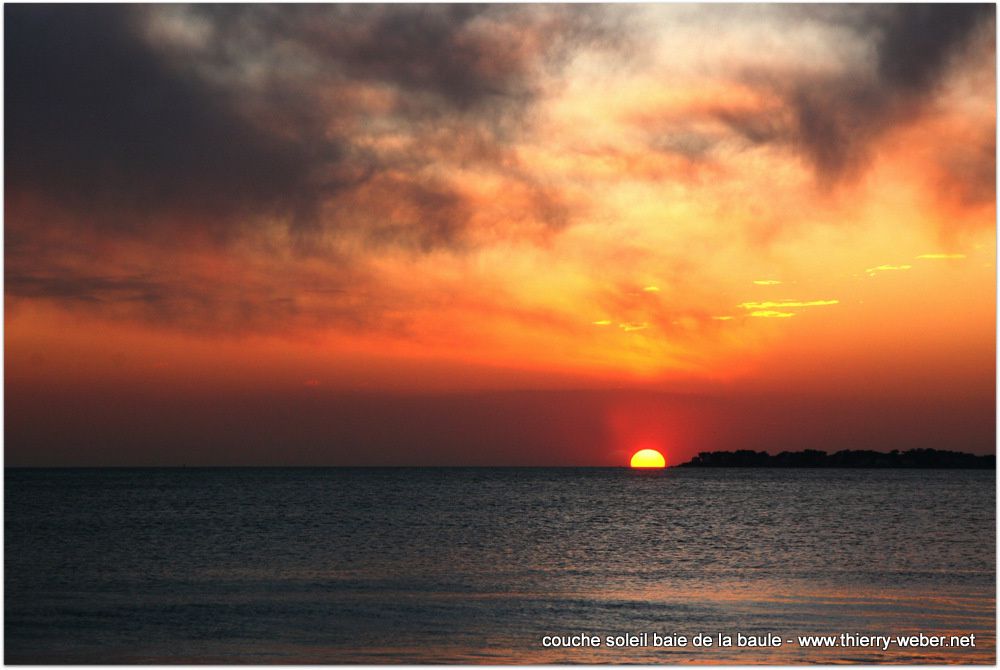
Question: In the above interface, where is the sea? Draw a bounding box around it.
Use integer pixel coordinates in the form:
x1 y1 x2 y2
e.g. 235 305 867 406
5 467 995 664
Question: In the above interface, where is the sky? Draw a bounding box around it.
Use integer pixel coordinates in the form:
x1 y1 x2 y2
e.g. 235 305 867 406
5 4 996 466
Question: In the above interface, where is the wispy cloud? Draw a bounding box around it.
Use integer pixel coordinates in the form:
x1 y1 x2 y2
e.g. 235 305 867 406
865 264 913 276
739 300 839 310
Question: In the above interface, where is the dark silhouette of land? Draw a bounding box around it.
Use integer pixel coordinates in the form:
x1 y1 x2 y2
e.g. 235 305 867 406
677 448 994 468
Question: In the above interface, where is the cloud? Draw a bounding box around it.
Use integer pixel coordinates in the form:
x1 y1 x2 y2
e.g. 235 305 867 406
5 5 344 239
3 260 390 336
872 4 991 93
286 5 547 111
619 322 650 332
4 4 635 339
4 4 992 347
722 4 994 183
865 264 912 276
917 253 967 260
934 123 996 209
5 4 616 251
739 300 839 310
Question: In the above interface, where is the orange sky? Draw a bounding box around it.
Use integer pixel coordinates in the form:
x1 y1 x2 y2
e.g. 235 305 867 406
5 4 995 465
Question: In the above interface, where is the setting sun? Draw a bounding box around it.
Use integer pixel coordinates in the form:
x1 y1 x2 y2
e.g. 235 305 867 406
630 449 666 469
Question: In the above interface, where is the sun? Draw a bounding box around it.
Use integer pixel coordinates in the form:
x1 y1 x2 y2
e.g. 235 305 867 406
630 448 666 468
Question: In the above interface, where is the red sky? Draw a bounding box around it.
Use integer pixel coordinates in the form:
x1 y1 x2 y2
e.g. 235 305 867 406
5 4 995 466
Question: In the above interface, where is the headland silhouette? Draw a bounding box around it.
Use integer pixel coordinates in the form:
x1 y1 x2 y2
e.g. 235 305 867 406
677 448 994 468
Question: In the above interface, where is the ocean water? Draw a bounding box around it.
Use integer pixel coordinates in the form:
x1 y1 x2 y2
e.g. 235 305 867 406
5 467 995 664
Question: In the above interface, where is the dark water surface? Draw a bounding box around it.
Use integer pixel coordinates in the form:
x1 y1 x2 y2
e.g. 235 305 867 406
5 468 995 664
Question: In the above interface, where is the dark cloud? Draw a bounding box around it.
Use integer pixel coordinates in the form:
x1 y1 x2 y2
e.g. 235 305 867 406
939 126 997 208
3 250 392 336
651 131 718 161
8 272 392 336
358 175 473 252
723 4 994 183
6 274 164 304
300 5 535 110
5 4 613 249
874 4 992 92
5 5 347 238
